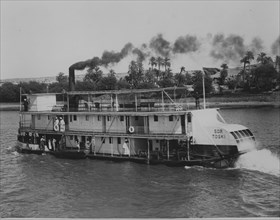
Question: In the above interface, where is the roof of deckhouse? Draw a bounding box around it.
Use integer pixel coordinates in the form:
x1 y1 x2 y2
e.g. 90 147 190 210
66 86 188 95
21 110 193 116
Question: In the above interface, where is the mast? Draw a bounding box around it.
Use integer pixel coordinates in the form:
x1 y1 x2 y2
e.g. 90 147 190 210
202 69 206 109
19 86 22 112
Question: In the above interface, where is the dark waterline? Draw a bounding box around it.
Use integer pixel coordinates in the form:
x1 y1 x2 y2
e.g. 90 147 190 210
0 108 279 218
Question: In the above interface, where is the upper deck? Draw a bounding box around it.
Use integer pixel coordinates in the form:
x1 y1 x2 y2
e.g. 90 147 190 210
20 86 200 115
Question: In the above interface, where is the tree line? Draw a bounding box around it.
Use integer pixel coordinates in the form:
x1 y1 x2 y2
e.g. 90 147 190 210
1 53 279 103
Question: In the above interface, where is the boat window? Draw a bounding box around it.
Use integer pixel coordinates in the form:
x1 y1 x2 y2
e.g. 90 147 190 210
154 115 158 122
246 129 254 136
86 115 89 121
242 129 250 136
97 115 101 121
169 115 173 121
118 137 121 144
70 115 72 122
135 116 138 121
239 130 247 137
107 116 111 121
70 136 73 140
73 115 77 121
120 116 124 121
234 131 242 139
109 137 112 144
230 132 238 139
187 113 191 123
48 115 50 120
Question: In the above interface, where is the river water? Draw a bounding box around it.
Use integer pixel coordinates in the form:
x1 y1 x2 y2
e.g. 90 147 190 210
0 108 279 218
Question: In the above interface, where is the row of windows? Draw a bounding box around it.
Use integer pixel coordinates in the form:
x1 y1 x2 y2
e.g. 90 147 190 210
37 115 176 122
71 115 173 122
230 129 255 143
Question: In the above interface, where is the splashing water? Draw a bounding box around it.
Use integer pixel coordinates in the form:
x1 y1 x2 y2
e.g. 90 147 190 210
235 149 280 176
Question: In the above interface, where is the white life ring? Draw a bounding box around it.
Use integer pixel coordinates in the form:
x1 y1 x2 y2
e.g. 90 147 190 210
54 124 59 131
59 119 65 132
128 126 135 133
60 124 65 132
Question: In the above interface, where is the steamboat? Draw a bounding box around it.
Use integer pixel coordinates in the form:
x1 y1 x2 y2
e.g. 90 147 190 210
16 70 256 168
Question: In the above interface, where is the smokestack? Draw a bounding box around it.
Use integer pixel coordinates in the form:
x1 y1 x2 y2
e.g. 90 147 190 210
69 68 75 91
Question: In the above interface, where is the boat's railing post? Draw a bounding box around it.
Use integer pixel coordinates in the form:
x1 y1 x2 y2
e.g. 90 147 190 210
167 140 170 160
202 69 206 109
187 137 190 161
147 139 150 164
19 86 22 112
135 94 138 112
161 90 164 111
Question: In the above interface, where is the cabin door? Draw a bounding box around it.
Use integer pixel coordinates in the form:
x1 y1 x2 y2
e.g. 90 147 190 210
181 115 186 134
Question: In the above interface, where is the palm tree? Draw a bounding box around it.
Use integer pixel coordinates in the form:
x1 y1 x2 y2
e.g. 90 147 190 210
257 52 273 65
149 57 157 70
257 52 267 64
163 57 171 72
156 57 163 71
180 66 186 74
220 63 229 85
240 51 254 82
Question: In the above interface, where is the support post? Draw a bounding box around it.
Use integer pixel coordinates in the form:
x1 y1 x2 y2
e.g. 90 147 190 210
88 93 90 112
167 140 170 160
147 139 150 164
129 138 131 157
174 88 176 104
116 94 119 111
187 137 190 161
161 90 164 111
67 94 70 112
111 140 113 157
202 70 206 109
19 87 22 112
135 93 138 112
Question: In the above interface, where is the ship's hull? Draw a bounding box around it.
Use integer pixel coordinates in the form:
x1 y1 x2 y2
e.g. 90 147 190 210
16 141 86 159
49 150 87 159
16 141 242 168
15 142 46 155
86 151 240 168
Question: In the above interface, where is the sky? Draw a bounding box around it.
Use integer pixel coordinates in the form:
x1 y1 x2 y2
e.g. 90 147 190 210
1 0 279 80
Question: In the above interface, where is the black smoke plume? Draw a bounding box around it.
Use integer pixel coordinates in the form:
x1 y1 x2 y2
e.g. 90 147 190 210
250 37 264 54
210 33 246 62
149 34 172 57
173 35 201 54
101 42 133 66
